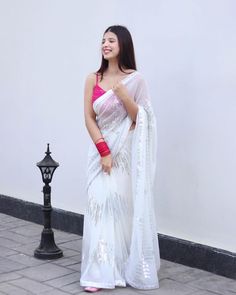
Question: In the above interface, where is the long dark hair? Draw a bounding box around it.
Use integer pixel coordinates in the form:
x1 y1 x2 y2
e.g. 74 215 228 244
97 25 137 79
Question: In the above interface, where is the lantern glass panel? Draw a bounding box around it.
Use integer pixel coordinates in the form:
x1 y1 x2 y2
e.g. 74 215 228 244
40 166 56 182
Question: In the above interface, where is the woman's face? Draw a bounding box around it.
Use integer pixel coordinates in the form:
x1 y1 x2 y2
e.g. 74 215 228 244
101 31 120 61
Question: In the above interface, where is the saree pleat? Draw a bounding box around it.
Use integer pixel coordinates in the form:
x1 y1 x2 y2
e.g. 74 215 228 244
80 71 160 289
81 131 134 288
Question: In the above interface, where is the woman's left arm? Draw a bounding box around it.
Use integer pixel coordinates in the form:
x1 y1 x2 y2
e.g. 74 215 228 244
113 82 138 122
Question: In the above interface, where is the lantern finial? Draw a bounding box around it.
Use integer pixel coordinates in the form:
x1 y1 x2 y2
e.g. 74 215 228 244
46 143 51 155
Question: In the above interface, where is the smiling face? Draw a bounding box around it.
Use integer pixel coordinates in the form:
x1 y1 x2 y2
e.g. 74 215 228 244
101 31 120 61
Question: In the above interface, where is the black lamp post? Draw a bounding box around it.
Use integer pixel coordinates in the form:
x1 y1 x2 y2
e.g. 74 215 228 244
34 143 63 259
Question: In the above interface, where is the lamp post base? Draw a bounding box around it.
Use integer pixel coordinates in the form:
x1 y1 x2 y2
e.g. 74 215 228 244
34 228 63 260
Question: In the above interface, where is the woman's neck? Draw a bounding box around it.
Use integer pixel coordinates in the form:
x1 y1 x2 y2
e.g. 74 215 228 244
106 60 122 76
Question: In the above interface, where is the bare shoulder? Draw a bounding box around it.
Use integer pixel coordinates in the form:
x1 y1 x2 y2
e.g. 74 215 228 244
84 73 96 103
85 72 96 86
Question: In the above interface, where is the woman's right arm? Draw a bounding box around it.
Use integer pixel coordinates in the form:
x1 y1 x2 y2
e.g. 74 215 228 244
84 73 103 143
84 73 112 174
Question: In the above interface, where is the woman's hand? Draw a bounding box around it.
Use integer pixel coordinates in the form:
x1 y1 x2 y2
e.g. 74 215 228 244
100 154 112 175
112 82 130 101
112 81 138 122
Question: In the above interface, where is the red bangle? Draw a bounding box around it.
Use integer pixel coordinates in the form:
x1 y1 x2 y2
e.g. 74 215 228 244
95 141 111 157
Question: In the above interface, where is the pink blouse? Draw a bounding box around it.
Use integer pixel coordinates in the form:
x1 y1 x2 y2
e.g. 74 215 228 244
92 74 106 104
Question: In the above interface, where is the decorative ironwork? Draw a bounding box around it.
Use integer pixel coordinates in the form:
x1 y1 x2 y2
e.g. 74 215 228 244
34 144 63 259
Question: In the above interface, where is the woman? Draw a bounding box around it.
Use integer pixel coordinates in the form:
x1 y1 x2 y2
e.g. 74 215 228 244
80 25 160 292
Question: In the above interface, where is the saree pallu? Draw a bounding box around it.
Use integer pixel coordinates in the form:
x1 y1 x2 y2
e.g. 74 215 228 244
80 71 160 290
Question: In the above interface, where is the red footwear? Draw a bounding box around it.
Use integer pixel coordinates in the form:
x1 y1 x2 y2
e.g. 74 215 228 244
84 287 101 293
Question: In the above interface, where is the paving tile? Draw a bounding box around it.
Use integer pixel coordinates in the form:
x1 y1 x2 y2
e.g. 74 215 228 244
45 272 80 288
58 239 82 251
54 231 81 243
0 214 27 223
0 224 17 232
66 262 81 272
187 274 236 295
0 213 16 222
0 282 30 294
69 253 81 262
0 219 21 227
128 288 148 295
39 289 72 295
13 241 41 256
159 261 195 281
2 219 31 227
190 290 225 295
60 248 80 258
8 219 33 226
0 257 27 274
61 251 81 263
0 225 12 232
0 245 18 257
7 253 47 267
160 259 177 268
0 213 233 295
0 222 30 231
52 257 79 267
136 279 197 295
0 221 14 228
60 281 84 294
10 277 54 293
98 287 148 295
0 272 22 283
0 237 23 249
164 265 214 283
0 231 39 245
9 224 42 237
17 263 75 282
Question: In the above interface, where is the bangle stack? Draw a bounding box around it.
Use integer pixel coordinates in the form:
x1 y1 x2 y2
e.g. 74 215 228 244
96 141 111 157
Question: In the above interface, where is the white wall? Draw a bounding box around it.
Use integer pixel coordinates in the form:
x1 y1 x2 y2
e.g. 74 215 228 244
0 0 236 253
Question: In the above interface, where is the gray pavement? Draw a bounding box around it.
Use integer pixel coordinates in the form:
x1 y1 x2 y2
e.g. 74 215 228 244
0 213 235 295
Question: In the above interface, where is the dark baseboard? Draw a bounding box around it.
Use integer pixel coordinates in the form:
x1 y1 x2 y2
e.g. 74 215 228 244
158 234 236 280
0 194 84 236
0 194 235 280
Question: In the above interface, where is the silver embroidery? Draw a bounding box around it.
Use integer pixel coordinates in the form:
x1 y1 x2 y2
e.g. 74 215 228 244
113 133 132 173
141 254 151 279
90 239 113 265
106 192 132 223
86 196 103 225
113 149 130 173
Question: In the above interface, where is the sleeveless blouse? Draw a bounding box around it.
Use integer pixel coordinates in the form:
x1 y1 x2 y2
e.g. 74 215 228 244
91 74 106 104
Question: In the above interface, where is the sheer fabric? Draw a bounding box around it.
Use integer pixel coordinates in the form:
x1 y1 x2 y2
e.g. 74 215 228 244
80 71 160 289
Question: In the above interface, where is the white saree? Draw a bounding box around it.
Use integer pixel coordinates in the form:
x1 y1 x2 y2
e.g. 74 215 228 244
80 71 160 290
